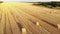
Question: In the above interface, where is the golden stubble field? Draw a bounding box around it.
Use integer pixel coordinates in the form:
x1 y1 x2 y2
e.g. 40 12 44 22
0 2 60 34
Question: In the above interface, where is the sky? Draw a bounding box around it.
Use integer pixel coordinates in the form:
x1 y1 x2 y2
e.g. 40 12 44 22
0 0 60 2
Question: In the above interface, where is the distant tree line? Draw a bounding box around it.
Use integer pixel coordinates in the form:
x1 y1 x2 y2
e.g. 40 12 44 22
0 1 3 3
33 2 60 8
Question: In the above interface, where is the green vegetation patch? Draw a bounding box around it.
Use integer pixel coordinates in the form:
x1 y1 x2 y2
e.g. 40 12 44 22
33 2 60 8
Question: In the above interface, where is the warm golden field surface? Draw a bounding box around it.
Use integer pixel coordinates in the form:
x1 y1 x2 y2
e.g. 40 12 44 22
0 2 60 34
